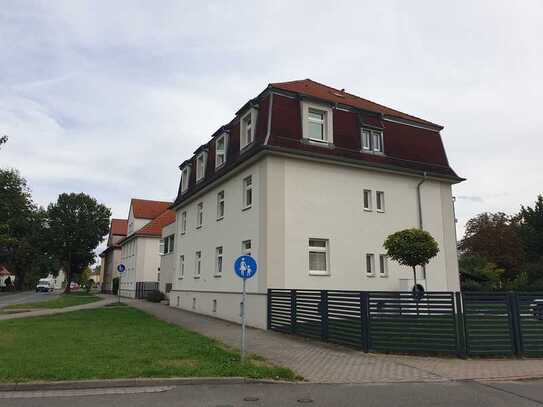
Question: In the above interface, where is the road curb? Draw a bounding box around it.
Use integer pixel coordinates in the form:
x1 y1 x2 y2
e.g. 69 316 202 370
0 377 284 392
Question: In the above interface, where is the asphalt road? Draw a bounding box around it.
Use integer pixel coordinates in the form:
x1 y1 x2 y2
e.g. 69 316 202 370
0 291 58 309
2 380 543 407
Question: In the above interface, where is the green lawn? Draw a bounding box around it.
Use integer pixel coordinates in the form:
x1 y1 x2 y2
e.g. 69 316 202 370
5 292 100 310
0 306 296 382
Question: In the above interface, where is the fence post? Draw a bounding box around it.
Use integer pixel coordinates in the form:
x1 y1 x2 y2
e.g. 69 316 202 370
360 291 370 353
454 292 467 358
291 289 297 334
507 291 523 357
266 289 272 330
320 290 329 341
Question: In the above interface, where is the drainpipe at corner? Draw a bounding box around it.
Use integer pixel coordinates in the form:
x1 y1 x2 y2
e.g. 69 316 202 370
416 171 428 287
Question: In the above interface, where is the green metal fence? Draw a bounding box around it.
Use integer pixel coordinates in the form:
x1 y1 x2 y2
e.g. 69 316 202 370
267 289 543 358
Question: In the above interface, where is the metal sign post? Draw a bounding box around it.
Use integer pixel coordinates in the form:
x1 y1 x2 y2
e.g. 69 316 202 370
234 255 257 364
117 264 126 304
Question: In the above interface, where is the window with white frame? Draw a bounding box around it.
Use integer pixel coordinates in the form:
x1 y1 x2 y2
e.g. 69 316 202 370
215 133 227 168
178 255 184 279
240 111 254 149
217 191 224 220
309 238 329 275
161 235 175 255
159 239 165 255
366 253 375 276
196 202 203 228
302 102 333 144
379 254 388 277
363 189 373 211
215 246 223 276
308 108 326 141
242 176 252 209
195 251 201 278
242 240 251 256
181 211 187 234
376 191 385 212
196 152 207 182
361 128 384 153
180 166 191 193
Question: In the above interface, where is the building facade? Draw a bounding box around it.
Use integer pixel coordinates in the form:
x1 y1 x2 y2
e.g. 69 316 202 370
99 219 128 293
118 199 174 298
158 220 176 299
169 79 464 329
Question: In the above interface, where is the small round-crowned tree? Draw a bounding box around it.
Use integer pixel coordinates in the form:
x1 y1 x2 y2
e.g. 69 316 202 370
383 228 439 286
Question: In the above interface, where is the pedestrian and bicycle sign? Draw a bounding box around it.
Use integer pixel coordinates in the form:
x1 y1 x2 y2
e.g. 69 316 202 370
117 264 126 273
234 255 258 363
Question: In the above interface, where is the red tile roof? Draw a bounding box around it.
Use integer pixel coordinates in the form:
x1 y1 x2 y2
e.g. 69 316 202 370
131 199 172 220
271 79 441 129
134 209 176 237
110 218 128 236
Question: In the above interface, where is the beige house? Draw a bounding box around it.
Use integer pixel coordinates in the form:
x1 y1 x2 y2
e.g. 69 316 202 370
99 219 128 293
168 79 464 329
118 199 174 298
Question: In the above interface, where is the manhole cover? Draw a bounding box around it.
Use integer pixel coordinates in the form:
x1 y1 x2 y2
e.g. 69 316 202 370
297 398 313 403
243 396 260 402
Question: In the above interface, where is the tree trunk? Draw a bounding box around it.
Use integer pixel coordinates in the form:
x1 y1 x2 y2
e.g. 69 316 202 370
14 269 24 291
412 266 417 287
64 261 72 293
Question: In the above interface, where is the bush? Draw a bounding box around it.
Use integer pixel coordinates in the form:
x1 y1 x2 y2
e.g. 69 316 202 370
146 290 165 303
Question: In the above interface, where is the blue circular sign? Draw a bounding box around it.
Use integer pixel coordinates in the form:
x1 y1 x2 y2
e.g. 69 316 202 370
117 264 126 273
234 256 257 279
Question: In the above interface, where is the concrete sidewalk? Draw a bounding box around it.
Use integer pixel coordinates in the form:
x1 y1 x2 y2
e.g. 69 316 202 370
0 295 117 321
125 298 543 384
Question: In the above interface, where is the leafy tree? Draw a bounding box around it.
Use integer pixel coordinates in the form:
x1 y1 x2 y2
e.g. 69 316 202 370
518 195 543 262
459 254 505 291
0 135 7 149
46 193 111 293
384 228 439 286
459 212 524 282
0 169 51 289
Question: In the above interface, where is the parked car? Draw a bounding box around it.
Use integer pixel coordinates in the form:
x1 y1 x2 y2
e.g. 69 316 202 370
36 279 53 293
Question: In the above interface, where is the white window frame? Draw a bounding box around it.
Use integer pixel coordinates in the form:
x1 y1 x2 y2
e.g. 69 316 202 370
215 133 227 168
162 235 174 255
366 253 375 276
217 191 225 220
180 165 191 193
242 240 251 256
194 251 201 278
301 101 334 145
215 246 223 277
178 255 184 279
379 254 388 277
181 211 187 234
240 109 256 149
361 128 384 154
308 238 330 276
159 239 165 255
195 151 207 182
242 175 252 210
196 202 203 228
363 189 373 211
376 191 385 213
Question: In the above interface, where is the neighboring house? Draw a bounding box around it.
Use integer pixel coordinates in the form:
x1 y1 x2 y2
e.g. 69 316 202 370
49 269 66 290
159 215 177 299
99 219 128 293
118 199 174 298
168 79 464 329
0 265 14 288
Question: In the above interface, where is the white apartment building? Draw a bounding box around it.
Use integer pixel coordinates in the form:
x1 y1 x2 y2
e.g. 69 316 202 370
169 79 464 329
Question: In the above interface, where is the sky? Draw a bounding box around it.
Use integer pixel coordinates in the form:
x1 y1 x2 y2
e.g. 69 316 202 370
1 0 542 257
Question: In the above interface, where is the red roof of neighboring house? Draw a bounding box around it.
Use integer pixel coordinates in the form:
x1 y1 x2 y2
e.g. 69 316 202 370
111 218 128 236
131 199 172 220
133 209 176 237
271 79 442 129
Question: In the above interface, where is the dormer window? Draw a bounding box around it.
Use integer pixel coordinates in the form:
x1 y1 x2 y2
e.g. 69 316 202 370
196 152 207 182
301 101 333 145
180 166 191 194
240 110 255 149
361 128 384 154
215 133 227 168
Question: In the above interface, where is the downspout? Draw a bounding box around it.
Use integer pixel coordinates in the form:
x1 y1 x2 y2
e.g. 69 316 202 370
416 171 428 229
416 171 428 287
